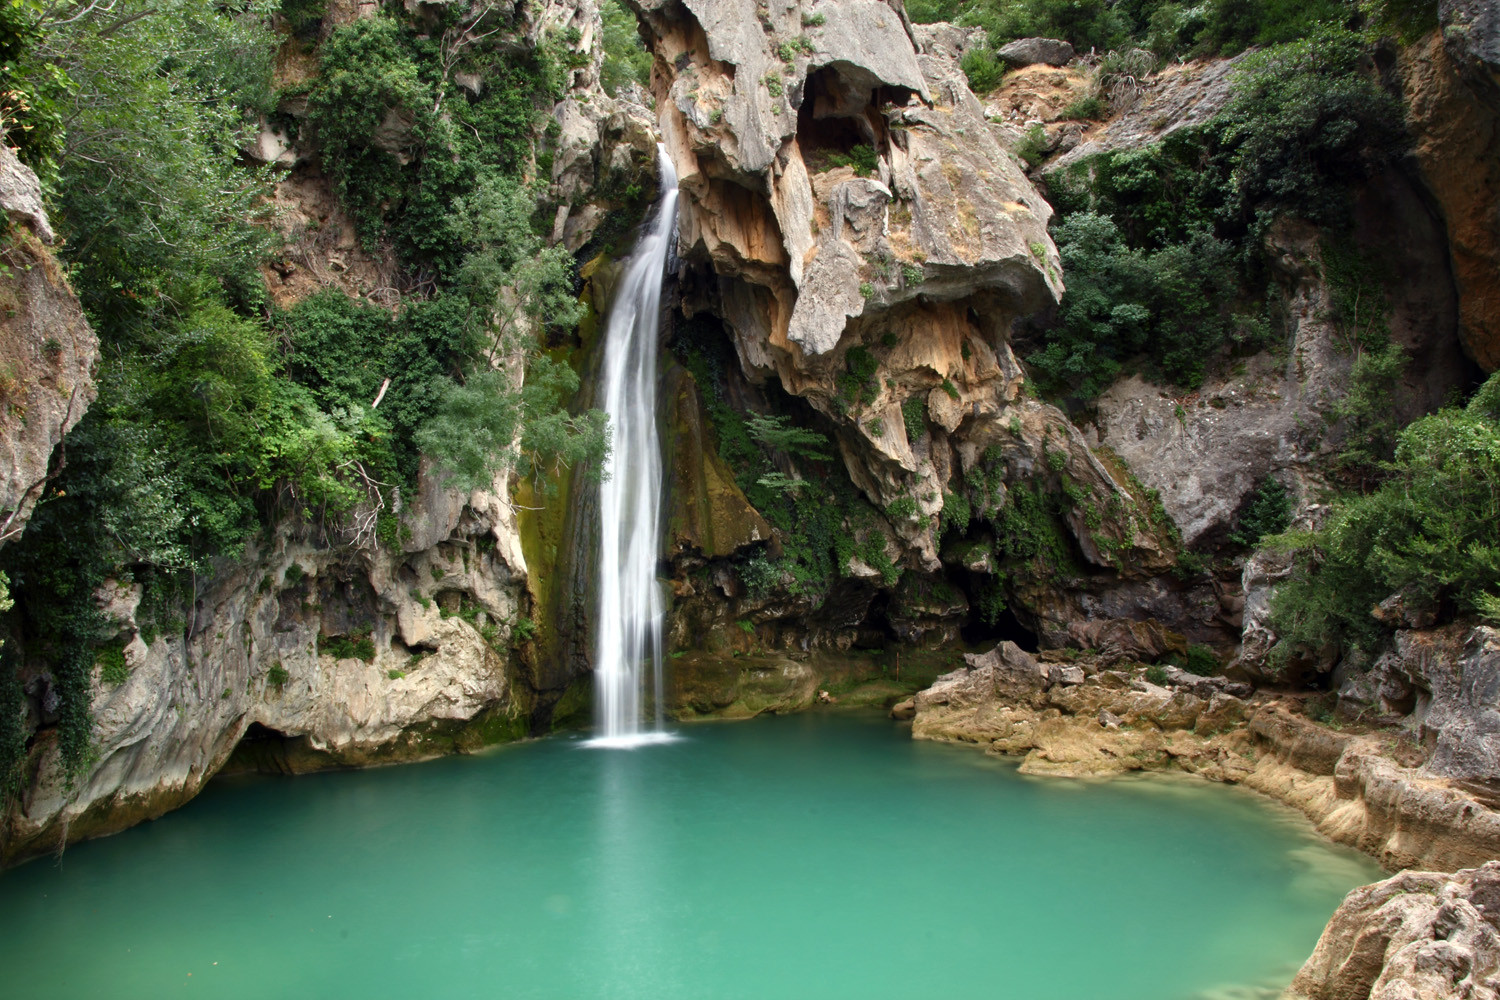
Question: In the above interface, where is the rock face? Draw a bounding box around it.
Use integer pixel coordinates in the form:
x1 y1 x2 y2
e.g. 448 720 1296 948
1043 55 1245 173
912 642 1258 779
1402 10 1500 372
1093 184 1468 548
627 2 1181 654
1336 626 1500 784
0 146 98 548
1285 862 1500 1000
2 0 642 866
3 467 533 864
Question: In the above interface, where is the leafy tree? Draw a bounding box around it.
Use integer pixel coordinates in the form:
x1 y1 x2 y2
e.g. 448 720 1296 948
600 0 651 96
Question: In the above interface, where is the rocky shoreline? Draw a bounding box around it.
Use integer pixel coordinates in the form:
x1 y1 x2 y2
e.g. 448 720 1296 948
890 639 1500 997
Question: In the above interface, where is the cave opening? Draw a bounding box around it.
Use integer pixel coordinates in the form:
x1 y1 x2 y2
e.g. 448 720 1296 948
219 722 337 778
961 603 1039 653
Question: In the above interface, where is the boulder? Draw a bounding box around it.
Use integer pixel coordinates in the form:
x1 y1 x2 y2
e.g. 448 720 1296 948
1284 862 1500 1000
996 37 1075 68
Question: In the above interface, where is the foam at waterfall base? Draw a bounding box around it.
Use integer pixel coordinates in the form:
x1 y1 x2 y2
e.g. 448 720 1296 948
580 730 683 750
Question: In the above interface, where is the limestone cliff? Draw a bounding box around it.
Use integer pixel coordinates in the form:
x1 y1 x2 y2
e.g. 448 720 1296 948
0 146 98 548
628 0 1181 655
0 0 650 866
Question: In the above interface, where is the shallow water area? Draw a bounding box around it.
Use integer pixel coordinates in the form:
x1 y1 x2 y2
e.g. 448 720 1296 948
0 712 1378 999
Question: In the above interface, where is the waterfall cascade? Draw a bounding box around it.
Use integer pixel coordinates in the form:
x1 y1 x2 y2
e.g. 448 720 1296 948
586 145 681 748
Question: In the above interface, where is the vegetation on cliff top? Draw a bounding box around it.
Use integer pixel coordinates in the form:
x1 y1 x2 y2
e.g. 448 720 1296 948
1028 25 1407 398
0 0 604 782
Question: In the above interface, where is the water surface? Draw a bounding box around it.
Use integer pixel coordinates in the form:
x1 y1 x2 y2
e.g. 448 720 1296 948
0 712 1378 999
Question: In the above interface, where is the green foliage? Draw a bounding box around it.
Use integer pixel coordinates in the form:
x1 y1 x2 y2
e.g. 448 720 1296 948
600 0 651 96
675 324 884 605
268 663 290 688
1031 27 1404 399
907 0 1357 59
1184 644 1221 677
96 644 128 686
0 1 600 785
1229 477 1293 548
960 44 1004 94
1146 663 1169 686
1268 372 1500 656
1360 0 1439 43
511 616 537 643
902 398 928 442
1026 212 1250 398
319 630 376 662
1058 94 1106 121
1332 341 1409 486
1013 124 1047 169
838 346 881 408
747 415 833 461
307 8 558 271
886 496 919 521
824 144 879 177
419 360 606 494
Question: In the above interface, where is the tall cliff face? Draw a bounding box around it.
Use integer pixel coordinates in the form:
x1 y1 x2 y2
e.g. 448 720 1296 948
0 147 98 548
1402 3 1500 374
628 0 1180 655
0 0 660 866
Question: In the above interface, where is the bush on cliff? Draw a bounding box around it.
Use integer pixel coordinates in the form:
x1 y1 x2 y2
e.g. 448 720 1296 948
1031 25 1406 398
1266 372 1500 656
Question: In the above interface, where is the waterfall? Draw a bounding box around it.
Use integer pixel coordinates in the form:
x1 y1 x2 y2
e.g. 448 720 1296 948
586 144 680 749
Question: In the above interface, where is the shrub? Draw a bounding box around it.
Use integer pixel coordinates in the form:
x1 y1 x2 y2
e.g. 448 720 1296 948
600 0 651 95
961 45 1004 94
1058 94 1106 121
1229 478 1293 548
96 644 128 686
1184 644 1220 676
1013 124 1048 169
1146 663 1169 685
1026 212 1244 397
1267 372 1500 655
902 398 927 441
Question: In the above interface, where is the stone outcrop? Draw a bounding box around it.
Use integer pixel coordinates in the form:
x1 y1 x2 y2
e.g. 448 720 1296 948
1285 862 1500 1000
0 146 98 548
912 644 1257 779
1337 626 1500 784
2 465 535 865
1042 55 1245 173
996 38 1074 69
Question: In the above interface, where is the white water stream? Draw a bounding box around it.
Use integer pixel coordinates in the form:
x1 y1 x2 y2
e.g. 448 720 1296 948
587 144 680 749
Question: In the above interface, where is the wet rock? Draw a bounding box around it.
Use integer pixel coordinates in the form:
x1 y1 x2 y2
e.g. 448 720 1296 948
889 697 916 720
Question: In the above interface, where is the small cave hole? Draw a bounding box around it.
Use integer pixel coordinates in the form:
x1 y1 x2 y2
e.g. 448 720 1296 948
961 604 1039 653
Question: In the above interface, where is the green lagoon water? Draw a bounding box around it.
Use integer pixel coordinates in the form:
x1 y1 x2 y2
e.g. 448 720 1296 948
0 712 1378 999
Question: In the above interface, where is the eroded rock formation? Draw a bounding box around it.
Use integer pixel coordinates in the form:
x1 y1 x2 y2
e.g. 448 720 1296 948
0 146 98 547
627 0 1183 654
